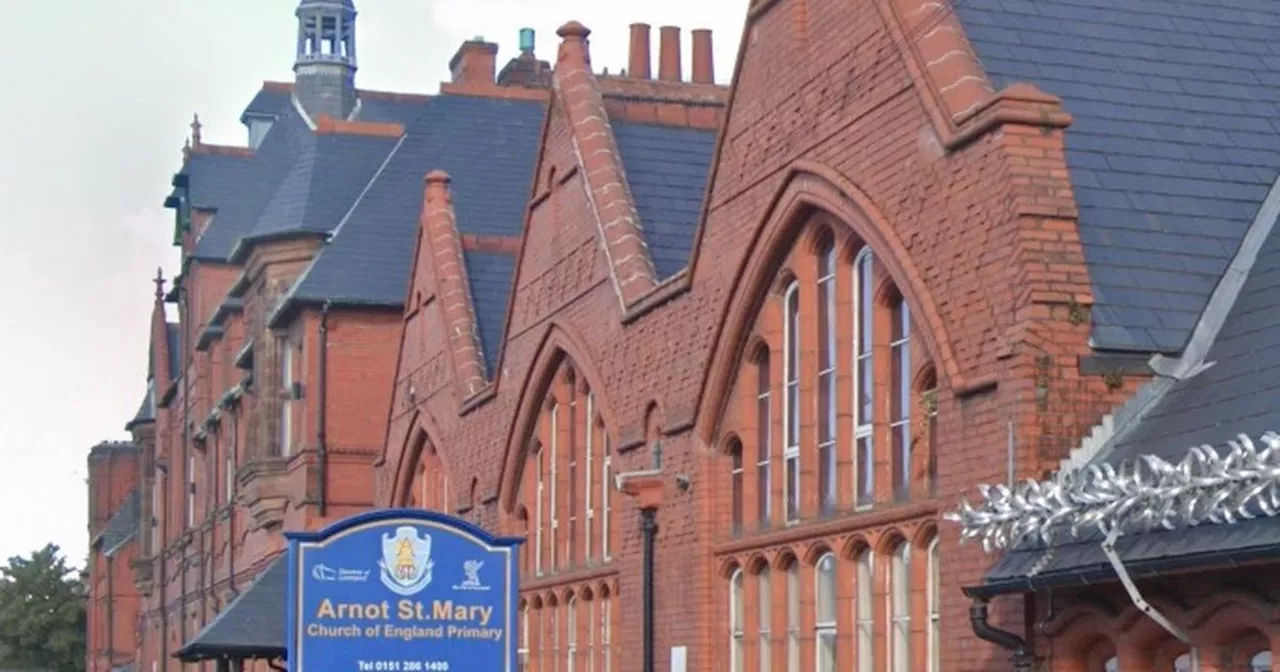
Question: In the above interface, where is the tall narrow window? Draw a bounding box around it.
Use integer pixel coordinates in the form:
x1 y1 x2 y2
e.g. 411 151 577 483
817 240 838 515
730 570 745 672
280 343 293 456
225 452 234 503
786 562 800 672
601 595 612 672
518 606 530 672
782 282 801 523
924 378 939 497
585 394 595 561
927 538 940 672
550 605 560 672
152 475 162 553
567 597 578 672
568 391 578 566
815 553 837 672
549 404 559 570
853 250 875 506
602 431 612 561
758 567 772 672
756 350 772 527
891 298 912 500
586 599 596 672
730 441 744 532
186 455 196 527
890 544 911 672
856 550 874 672
535 446 544 575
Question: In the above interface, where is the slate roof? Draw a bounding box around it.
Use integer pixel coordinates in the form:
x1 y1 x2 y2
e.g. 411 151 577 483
462 249 517 375
954 0 1280 354
96 489 140 557
165 323 180 381
612 121 716 280
175 556 287 662
279 94 544 332
125 379 155 431
232 130 401 253
973 182 1280 595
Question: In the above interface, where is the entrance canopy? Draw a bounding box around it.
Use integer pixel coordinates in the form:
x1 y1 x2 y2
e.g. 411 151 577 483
174 556 287 663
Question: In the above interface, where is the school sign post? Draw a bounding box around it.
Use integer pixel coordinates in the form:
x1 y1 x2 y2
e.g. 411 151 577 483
286 509 522 671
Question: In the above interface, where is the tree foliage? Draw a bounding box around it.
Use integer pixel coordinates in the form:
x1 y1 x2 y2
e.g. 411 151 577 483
0 544 86 672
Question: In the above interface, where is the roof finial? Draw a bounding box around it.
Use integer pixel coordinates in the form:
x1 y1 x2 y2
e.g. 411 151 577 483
190 113 203 147
153 267 166 300
182 137 191 163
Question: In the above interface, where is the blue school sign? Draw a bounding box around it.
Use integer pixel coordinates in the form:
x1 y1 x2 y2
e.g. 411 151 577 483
285 509 522 671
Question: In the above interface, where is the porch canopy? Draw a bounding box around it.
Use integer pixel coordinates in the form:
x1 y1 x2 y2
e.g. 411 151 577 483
174 556 287 663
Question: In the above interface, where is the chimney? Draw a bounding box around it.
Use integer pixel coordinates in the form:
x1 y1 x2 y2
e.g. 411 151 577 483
691 29 714 84
629 23 652 79
658 26 682 82
497 28 554 89
449 37 499 85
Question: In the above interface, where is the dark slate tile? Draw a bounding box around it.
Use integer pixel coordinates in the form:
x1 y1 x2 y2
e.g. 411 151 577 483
165 323 180 382
99 489 140 554
289 94 545 323
177 556 286 659
462 250 517 376
611 122 717 280
956 0 1280 353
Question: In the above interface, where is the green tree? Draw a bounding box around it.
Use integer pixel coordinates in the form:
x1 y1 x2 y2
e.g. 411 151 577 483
0 544 86 672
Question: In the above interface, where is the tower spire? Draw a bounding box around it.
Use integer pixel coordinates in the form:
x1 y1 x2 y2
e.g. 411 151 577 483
293 0 358 121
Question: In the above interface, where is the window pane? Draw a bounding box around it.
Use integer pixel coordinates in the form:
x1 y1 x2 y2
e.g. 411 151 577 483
818 443 835 515
816 554 836 623
785 456 799 522
757 353 771 525
786 381 799 447
892 545 911 672
857 435 874 505
818 371 833 443
731 446 743 531
759 567 772 672
856 552 874 672
786 564 800 672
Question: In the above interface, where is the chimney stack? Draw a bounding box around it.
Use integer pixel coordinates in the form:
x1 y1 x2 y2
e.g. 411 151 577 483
691 29 714 84
658 26 682 82
449 37 499 85
628 23 652 80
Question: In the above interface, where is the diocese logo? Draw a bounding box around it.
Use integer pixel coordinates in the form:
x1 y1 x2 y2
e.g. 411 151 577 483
378 526 434 596
453 559 489 591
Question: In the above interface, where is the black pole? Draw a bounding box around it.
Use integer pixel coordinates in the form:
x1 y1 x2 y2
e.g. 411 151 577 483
969 598 1034 671
641 507 657 672
318 301 331 517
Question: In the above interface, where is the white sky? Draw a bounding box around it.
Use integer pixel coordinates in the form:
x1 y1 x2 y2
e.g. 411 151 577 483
0 0 746 568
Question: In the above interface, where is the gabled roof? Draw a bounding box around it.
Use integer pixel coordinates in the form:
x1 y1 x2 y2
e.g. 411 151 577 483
956 0 1280 354
175 556 287 662
462 249 517 376
276 94 544 320
612 121 716 280
961 174 1280 594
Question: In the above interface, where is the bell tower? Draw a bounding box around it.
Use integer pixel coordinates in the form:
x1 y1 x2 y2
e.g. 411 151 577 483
293 0 358 121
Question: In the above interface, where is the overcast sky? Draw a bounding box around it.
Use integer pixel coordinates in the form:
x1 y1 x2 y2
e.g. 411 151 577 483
0 0 745 568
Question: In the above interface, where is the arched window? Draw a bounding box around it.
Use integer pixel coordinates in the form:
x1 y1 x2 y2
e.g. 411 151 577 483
758 566 772 671
786 561 800 672
855 549 875 672
890 295 912 500
568 388 578 566
816 238 837 515
730 569 745 672
601 592 613 672
730 440 744 532
535 444 545 575
756 349 772 527
602 425 613 561
782 281 801 523
549 403 559 570
853 249 875 506
518 605 530 672
566 595 577 672
585 596 596 672
549 602 560 670
815 553 837 672
585 393 595 560
890 543 912 672
926 538 941 672
415 444 450 512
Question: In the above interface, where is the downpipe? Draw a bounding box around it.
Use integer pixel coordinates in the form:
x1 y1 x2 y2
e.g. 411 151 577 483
969 598 1035 672
318 301 331 518
641 508 656 672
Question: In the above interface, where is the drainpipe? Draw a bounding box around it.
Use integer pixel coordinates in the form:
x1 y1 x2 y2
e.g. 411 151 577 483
318 301 331 518
228 411 238 595
1101 527 1199 670
641 507 656 672
106 554 115 668
969 598 1034 671
179 283 191 650
157 463 169 669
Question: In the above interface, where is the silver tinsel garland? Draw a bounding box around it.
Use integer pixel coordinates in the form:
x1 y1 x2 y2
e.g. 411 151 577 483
944 431 1280 553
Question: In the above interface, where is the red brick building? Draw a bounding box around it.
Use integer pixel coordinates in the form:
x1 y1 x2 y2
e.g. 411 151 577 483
87 441 142 672
88 0 1280 670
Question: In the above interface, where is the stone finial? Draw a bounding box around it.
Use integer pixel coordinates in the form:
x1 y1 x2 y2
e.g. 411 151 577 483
424 170 453 205
190 113 203 147
557 21 591 41
153 267 166 300
182 137 191 163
